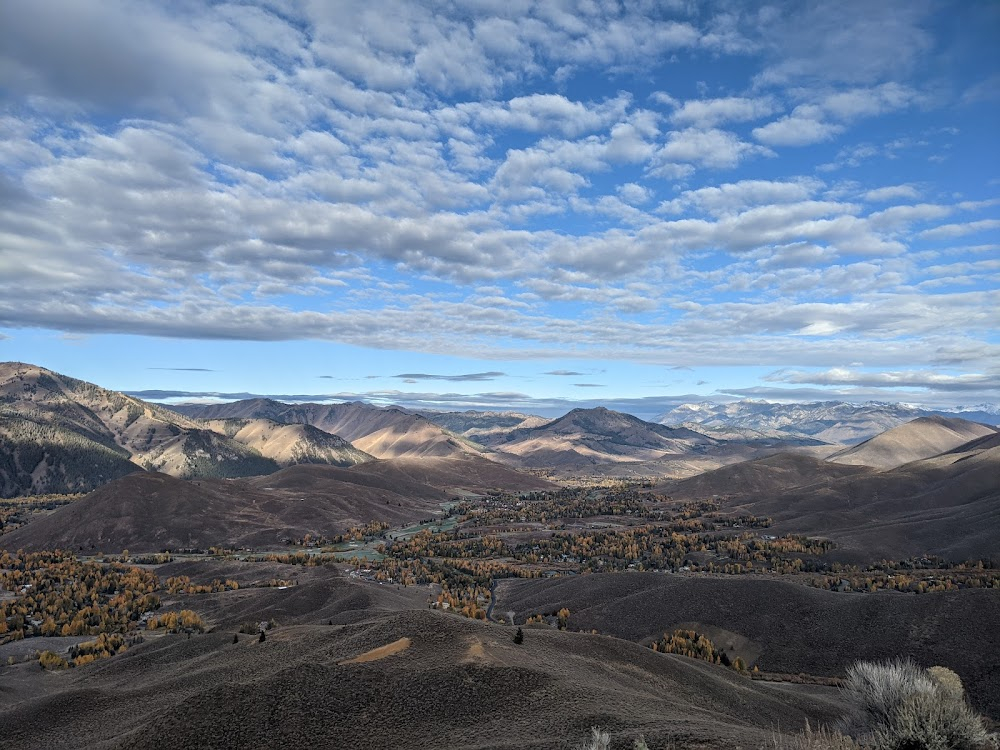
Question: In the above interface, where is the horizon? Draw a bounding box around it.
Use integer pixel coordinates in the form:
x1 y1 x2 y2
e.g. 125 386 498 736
4 358 999 423
1 2 998 412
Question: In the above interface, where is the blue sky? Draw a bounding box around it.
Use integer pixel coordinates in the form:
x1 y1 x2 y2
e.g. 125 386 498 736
0 0 998 418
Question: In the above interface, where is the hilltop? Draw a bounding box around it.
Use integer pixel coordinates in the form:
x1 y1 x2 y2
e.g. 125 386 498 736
486 406 719 471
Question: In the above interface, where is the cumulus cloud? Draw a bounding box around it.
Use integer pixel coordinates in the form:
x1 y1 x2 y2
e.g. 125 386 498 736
752 107 843 146
670 96 777 128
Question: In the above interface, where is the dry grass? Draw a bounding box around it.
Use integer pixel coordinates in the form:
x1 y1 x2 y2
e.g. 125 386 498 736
767 720 859 749
338 636 412 664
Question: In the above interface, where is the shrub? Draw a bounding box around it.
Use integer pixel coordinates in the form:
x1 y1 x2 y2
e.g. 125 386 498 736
38 650 68 670
581 727 610 750
578 728 654 750
926 665 964 701
843 659 996 750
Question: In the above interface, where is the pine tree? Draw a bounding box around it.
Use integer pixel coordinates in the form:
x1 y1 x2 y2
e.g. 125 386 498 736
513 627 524 644
258 630 266 643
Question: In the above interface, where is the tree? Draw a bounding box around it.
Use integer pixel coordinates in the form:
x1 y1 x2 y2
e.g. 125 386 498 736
232 634 239 644
513 627 524 645
258 630 266 643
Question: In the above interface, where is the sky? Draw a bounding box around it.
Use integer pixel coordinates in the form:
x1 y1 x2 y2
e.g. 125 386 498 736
1 0 998 418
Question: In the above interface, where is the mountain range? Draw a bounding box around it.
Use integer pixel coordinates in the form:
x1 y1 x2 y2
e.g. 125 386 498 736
3 361 999 498
656 399 1000 444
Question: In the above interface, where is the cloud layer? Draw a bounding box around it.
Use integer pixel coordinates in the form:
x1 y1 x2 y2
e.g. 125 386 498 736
1 1 997 409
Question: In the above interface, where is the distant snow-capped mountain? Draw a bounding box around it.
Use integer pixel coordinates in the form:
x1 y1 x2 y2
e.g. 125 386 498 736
656 400 1000 445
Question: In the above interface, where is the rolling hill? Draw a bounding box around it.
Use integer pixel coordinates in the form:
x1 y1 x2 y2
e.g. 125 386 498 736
0 453 555 553
0 602 848 749
826 415 997 470
662 432 1000 562
487 407 719 471
494 573 1000 721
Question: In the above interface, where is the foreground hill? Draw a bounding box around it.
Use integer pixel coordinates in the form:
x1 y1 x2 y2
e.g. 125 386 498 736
495 573 1000 721
202 418 373 467
488 407 719 471
663 435 1000 561
0 364 288 495
0 604 846 749
174 399 481 460
826 415 997 470
0 454 553 553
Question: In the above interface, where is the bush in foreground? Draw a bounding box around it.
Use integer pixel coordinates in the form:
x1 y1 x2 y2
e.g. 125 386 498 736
843 659 996 750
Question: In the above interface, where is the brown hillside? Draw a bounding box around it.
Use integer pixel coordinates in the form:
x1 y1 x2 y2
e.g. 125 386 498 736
176 399 481 459
827 415 997 470
495 573 1000 721
202 418 373 467
748 440 1000 562
663 440 1000 562
0 606 847 749
659 452 873 499
0 467 448 553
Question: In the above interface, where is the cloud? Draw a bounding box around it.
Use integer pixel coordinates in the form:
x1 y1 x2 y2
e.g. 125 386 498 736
670 96 776 128
573 383 604 388
654 127 772 169
392 371 506 382
919 220 1000 240
545 370 585 376
864 184 921 202
765 367 999 392
754 2 934 86
752 107 843 146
